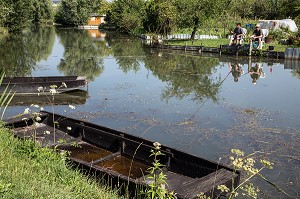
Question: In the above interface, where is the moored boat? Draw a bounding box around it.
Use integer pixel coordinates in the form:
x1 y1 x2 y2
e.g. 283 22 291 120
0 76 87 95
5 111 240 199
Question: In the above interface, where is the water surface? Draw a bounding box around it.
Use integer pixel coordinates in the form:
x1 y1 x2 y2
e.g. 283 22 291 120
1 27 299 198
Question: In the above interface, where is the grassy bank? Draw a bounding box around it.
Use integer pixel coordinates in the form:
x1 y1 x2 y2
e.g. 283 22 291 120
165 38 296 52
0 126 122 199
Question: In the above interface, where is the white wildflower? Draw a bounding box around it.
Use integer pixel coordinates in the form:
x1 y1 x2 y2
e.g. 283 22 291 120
40 107 44 111
217 185 230 193
37 87 44 92
68 105 76 109
36 116 41 121
24 108 30 114
44 130 51 135
67 127 72 131
49 88 57 95
153 142 161 150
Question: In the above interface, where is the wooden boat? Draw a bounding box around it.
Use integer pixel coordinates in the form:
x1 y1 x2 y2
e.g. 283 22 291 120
5 111 240 199
0 76 87 95
9 90 88 106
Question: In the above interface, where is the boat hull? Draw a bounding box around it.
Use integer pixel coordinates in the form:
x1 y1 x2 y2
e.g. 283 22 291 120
1 76 87 95
5 111 240 198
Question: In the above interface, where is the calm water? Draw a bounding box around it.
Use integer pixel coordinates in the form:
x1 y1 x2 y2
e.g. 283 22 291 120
1 26 299 198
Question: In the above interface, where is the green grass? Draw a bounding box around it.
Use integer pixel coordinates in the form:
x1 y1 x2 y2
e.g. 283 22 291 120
165 38 296 52
0 126 122 199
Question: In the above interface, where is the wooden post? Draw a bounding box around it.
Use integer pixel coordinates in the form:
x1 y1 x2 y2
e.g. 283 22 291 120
249 42 252 56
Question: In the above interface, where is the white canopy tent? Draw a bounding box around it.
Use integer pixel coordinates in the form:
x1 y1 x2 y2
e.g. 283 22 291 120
258 19 298 32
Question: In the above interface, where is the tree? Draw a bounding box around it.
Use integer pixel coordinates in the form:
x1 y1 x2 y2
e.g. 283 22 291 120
174 0 224 39
109 0 146 34
32 0 54 23
55 0 102 26
0 1 12 28
228 0 256 19
3 0 34 32
278 0 300 19
97 0 111 15
143 0 176 35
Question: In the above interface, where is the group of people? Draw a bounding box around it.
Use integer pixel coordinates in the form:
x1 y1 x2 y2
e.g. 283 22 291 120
228 62 266 84
229 23 263 49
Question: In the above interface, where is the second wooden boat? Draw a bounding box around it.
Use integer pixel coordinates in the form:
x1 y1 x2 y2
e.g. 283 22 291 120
1 76 87 95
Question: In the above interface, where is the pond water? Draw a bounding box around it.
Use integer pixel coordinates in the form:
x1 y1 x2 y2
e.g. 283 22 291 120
1 26 299 198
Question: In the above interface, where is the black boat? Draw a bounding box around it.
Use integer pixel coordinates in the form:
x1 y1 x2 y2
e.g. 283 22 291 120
9 90 88 106
1 76 87 95
5 111 240 199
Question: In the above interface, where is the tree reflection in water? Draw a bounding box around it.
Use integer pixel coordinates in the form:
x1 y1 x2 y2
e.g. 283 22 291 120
143 52 221 103
0 26 55 76
56 29 108 81
111 38 221 104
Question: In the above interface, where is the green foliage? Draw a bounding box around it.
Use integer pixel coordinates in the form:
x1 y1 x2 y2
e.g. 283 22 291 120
109 0 146 34
0 1 12 28
55 0 102 26
228 0 256 18
0 26 55 76
0 127 122 198
32 0 54 23
141 142 175 199
0 0 53 32
269 27 295 41
173 0 224 38
55 29 105 80
3 0 34 32
143 0 176 35
97 0 112 15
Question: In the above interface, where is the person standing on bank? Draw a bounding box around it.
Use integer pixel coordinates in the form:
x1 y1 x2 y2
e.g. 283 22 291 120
250 24 263 49
229 23 244 46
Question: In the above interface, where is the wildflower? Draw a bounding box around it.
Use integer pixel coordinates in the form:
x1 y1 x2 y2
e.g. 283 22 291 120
36 116 41 121
37 87 44 92
68 105 76 109
50 85 58 89
67 127 72 131
231 149 244 156
49 88 57 95
260 159 274 169
44 130 51 135
24 108 30 114
22 118 28 121
217 185 230 193
62 82 67 88
233 158 244 169
40 107 44 111
153 142 161 150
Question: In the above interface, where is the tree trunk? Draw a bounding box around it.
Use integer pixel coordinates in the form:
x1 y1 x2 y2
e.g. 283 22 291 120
190 17 199 40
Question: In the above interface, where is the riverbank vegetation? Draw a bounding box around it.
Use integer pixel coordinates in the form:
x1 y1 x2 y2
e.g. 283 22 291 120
0 126 122 199
1 0 299 36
